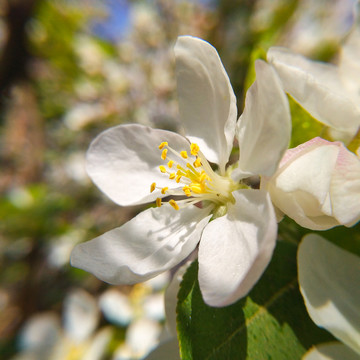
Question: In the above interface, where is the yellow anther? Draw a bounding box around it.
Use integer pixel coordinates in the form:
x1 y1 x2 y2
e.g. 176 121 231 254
169 172 176 180
161 187 169 194
161 149 168 160
169 199 179 210
183 186 191 197
175 175 182 183
190 143 199 156
167 160 174 168
150 182 156 193
159 165 167 173
180 151 188 159
193 157 202 168
156 198 162 207
159 142 168 150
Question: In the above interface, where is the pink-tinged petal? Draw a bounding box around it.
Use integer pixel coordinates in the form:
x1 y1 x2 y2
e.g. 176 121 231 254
304 342 359 360
86 124 191 206
265 137 360 229
71 205 211 285
330 144 360 226
234 60 291 180
175 36 237 172
198 189 277 307
267 47 360 134
298 235 360 354
265 138 341 230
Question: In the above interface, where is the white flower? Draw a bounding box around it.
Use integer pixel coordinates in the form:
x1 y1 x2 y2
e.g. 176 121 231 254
267 8 360 141
13 290 112 360
71 36 291 307
263 137 360 230
298 234 360 360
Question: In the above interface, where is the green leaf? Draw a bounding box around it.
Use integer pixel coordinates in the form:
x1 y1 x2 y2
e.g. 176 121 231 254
288 96 327 148
177 241 333 360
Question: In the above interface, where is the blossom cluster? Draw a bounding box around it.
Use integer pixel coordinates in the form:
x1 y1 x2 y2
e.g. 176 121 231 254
71 30 360 314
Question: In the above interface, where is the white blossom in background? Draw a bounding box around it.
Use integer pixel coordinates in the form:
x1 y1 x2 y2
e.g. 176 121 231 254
267 3 360 142
11 289 112 360
71 35 291 307
276 0 355 55
263 137 360 230
298 234 360 360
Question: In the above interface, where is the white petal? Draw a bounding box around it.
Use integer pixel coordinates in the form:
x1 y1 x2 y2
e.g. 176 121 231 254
198 189 277 307
339 5 360 105
175 36 237 172
71 205 211 285
63 289 99 342
330 144 360 226
99 289 134 326
298 234 360 354
86 124 191 206
304 342 360 360
266 139 341 230
267 47 360 134
234 60 291 179
83 327 113 360
19 313 61 351
126 318 161 356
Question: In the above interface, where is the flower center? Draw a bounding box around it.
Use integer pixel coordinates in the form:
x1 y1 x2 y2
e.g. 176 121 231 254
150 141 239 211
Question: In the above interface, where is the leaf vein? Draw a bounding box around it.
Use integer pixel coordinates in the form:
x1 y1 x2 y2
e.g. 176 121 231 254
204 276 298 359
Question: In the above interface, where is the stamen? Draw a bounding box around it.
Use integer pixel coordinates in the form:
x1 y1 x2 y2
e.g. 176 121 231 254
153 141 239 211
190 143 199 156
180 151 188 159
169 199 179 210
193 157 202 168
183 186 191 197
161 149 168 160
159 142 168 150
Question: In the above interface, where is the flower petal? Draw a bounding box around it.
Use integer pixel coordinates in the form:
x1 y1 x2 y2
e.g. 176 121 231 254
63 289 99 342
267 47 360 134
330 144 360 226
298 234 360 354
198 189 277 307
86 124 191 206
175 36 237 172
304 342 360 360
233 60 291 180
338 4 360 106
266 137 360 230
266 138 341 230
71 205 211 285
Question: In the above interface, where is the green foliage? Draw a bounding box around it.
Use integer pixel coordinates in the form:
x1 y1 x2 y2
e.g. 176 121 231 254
0 184 74 241
288 96 326 148
177 241 333 360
